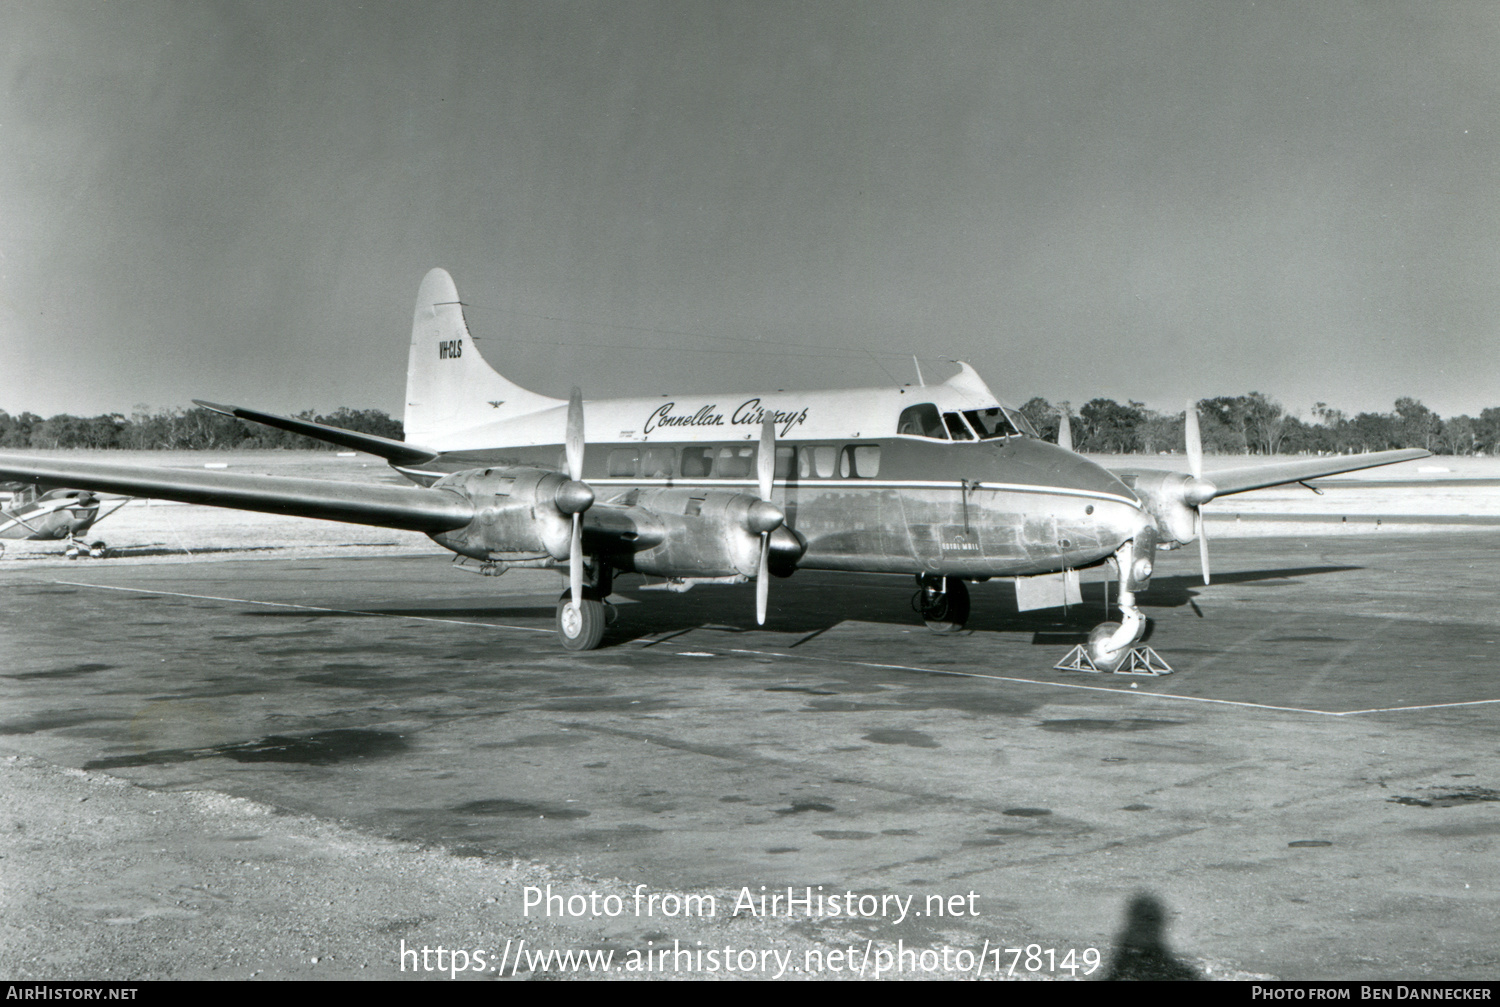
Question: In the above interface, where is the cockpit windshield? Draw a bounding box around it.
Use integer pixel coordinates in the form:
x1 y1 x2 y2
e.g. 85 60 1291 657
962 407 1023 440
898 402 1033 441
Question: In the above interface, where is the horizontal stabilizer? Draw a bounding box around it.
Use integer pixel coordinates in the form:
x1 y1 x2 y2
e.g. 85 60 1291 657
192 401 439 467
1208 449 1431 496
0 454 472 533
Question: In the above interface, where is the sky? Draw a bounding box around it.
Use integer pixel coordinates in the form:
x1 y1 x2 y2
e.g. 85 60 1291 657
2 2 1497 423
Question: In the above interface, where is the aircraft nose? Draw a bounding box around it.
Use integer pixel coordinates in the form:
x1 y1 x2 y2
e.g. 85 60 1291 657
1012 439 1153 549
1028 439 1139 504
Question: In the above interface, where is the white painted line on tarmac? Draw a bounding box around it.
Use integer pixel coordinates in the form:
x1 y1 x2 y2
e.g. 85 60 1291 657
47 579 553 634
1331 698 1500 715
721 647 1500 718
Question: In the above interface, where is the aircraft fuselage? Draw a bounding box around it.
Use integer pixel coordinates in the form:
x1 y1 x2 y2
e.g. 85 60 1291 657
0 489 100 541
413 433 1149 582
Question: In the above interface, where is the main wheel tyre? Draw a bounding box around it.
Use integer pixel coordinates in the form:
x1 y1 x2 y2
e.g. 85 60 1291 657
922 578 970 634
1086 621 1128 672
557 590 606 651
89 540 108 559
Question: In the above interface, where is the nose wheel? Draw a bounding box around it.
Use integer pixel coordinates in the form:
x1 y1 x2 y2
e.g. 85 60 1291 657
914 575 969 633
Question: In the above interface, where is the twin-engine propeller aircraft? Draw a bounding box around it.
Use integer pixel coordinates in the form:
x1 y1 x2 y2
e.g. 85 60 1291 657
0 268 1427 666
0 483 127 559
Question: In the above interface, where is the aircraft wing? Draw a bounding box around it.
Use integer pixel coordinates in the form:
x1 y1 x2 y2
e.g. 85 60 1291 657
0 454 473 533
193 401 440 466
1186 448 1431 497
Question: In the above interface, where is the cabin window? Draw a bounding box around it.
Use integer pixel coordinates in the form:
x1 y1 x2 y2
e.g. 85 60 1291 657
641 447 676 478
897 403 946 439
839 445 881 478
943 412 975 441
607 448 639 477
774 446 795 479
963 407 1021 440
680 446 715 478
798 445 837 478
716 446 755 479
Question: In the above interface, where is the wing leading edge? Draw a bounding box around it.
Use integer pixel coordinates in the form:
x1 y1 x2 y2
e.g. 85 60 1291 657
0 454 473 534
1198 448 1431 496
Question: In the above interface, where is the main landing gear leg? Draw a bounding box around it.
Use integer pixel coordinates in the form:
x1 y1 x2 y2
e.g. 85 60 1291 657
915 574 970 634
556 563 611 651
63 537 109 559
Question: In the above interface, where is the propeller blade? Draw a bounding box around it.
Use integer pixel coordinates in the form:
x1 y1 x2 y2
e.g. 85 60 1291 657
1196 509 1211 585
1185 399 1203 479
1058 412 1073 452
755 416 777 626
756 535 770 625
565 388 586 616
758 416 775 502
565 387 585 483
569 512 583 611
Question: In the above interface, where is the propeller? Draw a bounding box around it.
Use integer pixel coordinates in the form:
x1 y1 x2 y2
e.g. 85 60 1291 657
1058 411 1073 452
749 416 785 625
1184 400 1213 584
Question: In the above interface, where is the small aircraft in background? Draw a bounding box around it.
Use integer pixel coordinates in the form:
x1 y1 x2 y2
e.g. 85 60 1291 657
0 483 128 559
0 268 1427 666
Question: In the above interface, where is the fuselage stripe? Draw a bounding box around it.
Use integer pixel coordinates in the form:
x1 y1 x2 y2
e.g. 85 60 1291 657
581 478 1139 507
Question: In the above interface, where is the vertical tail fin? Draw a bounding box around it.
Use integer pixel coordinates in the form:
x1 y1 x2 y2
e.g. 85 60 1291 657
403 268 561 446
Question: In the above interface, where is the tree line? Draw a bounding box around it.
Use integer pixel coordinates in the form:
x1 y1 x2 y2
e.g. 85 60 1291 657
1015 393 1495 455
2 393 1495 455
0 406 402 451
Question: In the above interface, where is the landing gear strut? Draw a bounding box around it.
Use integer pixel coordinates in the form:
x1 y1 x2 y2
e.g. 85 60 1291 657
556 563 612 651
915 575 969 634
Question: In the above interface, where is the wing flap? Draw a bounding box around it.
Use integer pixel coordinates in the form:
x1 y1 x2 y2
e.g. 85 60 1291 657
1205 449 1431 496
0 454 473 533
193 401 439 466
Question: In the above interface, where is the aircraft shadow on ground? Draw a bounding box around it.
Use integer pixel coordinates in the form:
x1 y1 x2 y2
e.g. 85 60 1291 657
188 562 1361 651
604 563 1363 648
239 605 561 621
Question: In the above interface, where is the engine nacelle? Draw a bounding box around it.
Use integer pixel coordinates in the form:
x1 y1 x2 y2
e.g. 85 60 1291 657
1124 469 1215 547
616 488 780 579
426 466 582 562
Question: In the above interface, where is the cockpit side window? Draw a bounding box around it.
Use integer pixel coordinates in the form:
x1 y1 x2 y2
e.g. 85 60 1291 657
1005 408 1038 438
963 408 1021 440
897 403 947 439
943 412 975 441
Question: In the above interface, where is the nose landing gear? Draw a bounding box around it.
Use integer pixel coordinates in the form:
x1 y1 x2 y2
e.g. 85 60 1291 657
1056 537 1172 675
